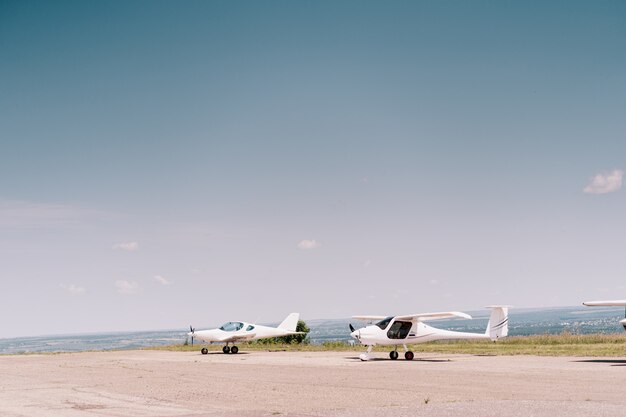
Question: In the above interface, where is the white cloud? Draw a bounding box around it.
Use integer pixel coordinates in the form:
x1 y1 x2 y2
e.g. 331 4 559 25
115 280 139 295
112 241 139 251
297 239 320 250
154 275 170 285
60 284 86 296
429 279 439 285
583 169 623 194
363 260 372 268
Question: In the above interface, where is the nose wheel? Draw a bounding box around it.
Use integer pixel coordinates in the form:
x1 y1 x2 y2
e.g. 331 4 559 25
389 350 399 360
359 345 373 361
201 347 208 355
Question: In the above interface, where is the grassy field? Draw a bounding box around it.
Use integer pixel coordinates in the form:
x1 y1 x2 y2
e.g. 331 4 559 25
149 333 626 357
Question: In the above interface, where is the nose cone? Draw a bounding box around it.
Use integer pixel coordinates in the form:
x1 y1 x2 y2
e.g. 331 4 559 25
620 318 626 331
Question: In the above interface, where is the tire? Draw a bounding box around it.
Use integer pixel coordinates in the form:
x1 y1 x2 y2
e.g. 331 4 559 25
389 351 399 360
404 351 414 360
222 345 230 354
201 348 208 355
231 346 239 354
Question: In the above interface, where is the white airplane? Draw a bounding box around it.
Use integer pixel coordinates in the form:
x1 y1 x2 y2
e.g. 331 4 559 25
349 306 510 361
187 312 305 354
583 300 626 331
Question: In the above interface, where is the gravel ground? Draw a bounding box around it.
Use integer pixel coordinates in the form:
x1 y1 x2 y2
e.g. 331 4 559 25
1 350 625 416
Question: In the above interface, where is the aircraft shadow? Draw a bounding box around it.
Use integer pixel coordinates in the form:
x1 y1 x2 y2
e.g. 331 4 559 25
197 351 252 356
574 359 626 367
346 356 453 363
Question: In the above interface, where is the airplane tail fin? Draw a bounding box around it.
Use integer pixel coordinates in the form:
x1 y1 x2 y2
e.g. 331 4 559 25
485 306 510 341
278 313 300 332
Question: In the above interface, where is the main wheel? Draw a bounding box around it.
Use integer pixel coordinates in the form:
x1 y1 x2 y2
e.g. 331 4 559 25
231 346 239 354
404 351 414 360
389 351 399 360
201 347 208 355
222 345 230 354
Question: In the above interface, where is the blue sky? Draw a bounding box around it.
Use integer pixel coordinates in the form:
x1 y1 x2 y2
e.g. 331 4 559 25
1 1 625 338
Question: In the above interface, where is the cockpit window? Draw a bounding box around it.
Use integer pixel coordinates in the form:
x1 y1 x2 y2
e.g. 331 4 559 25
246 325 255 331
375 316 393 330
219 322 244 332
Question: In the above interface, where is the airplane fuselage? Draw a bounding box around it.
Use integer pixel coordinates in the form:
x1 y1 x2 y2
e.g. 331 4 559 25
193 321 294 344
352 317 490 346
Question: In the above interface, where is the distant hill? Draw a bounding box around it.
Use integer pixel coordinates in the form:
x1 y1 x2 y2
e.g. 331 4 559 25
1 306 624 354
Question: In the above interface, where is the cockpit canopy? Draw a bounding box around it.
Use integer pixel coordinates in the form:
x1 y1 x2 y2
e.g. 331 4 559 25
375 316 394 330
219 322 244 332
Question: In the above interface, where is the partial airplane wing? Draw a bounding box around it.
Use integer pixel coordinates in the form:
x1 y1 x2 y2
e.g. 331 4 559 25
395 311 472 321
583 300 626 306
218 333 257 343
352 315 387 321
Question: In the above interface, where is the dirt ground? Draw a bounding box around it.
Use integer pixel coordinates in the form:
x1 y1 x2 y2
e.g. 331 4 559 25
1 349 625 416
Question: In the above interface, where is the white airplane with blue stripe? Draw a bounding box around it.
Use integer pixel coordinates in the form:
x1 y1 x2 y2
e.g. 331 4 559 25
350 306 510 361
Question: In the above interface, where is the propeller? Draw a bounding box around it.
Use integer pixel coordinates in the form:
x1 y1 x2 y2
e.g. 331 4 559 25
189 325 195 346
349 323 355 332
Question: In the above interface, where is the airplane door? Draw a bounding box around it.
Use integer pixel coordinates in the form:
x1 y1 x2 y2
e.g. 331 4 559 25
387 321 412 339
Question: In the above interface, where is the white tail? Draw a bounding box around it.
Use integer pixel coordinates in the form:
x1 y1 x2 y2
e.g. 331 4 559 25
485 306 510 341
278 313 300 331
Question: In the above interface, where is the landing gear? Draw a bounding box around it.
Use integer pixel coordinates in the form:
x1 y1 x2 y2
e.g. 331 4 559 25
201 347 208 355
359 345 373 361
402 344 414 360
389 350 399 360
222 344 239 354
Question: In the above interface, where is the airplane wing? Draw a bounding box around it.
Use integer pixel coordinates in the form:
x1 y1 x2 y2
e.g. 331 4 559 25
352 315 387 321
583 300 626 307
218 333 257 343
395 311 472 321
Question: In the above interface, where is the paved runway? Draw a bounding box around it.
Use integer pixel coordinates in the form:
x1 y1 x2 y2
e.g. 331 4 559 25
1 350 625 416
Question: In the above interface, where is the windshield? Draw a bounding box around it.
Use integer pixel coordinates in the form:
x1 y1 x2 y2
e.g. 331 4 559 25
375 316 393 330
219 322 244 332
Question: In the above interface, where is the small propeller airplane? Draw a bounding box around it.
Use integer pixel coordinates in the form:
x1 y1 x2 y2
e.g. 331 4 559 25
187 312 305 354
583 300 626 331
349 306 510 361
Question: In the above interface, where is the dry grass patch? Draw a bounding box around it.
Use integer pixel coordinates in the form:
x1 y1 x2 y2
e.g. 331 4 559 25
149 333 626 357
